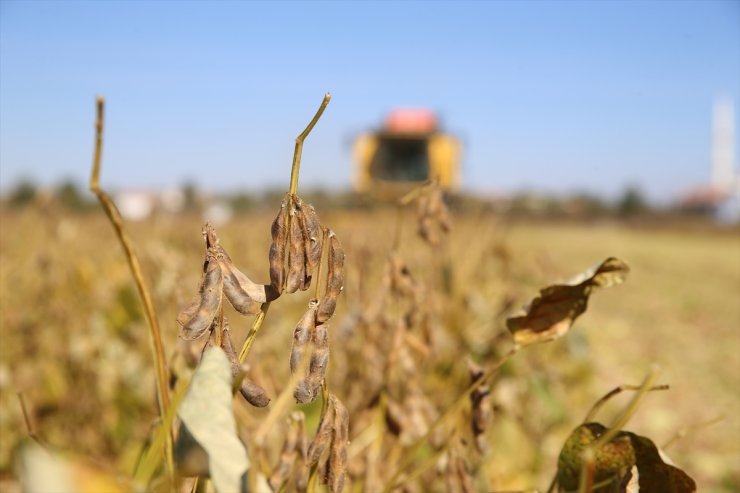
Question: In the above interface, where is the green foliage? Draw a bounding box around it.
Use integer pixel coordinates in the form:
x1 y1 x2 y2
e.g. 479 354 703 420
556 423 696 492
617 186 649 217
7 179 38 207
55 180 94 211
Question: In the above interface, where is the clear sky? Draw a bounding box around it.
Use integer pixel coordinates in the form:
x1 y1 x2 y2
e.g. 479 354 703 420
1 0 738 201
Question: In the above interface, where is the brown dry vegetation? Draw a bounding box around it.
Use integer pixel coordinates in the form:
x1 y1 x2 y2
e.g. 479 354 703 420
1 205 738 491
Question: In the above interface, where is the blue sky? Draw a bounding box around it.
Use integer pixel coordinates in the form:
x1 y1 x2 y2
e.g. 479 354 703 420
1 0 738 201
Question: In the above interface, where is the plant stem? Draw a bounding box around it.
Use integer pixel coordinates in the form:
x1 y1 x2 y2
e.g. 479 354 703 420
134 376 189 486
583 383 669 423
254 352 312 447
89 96 174 482
238 302 272 364
289 93 331 196
17 393 44 446
662 414 724 450
592 366 659 451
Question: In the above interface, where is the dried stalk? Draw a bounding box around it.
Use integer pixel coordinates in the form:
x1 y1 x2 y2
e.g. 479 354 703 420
88 96 173 481
583 383 669 423
290 93 331 196
238 302 272 363
17 393 44 446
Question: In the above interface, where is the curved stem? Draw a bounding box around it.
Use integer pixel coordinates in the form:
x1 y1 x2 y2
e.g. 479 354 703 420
583 383 669 423
289 93 331 196
89 96 173 482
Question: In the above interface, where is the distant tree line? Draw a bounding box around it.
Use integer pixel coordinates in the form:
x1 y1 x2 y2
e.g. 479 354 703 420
0 178 699 221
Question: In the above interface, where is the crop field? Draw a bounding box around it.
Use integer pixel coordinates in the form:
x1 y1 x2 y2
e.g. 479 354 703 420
1 201 738 492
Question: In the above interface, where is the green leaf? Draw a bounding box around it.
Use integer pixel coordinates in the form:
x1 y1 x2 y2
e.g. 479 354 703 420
506 257 629 346
557 423 635 492
556 423 696 493
177 346 249 493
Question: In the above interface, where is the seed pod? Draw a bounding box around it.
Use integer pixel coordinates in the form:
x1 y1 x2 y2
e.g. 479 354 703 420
236 380 269 408
293 380 314 406
268 412 304 491
297 198 323 275
286 204 308 293
317 231 345 324
218 252 267 315
303 323 330 400
417 187 450 245
178 251 223 340
432 189 451 233
328 395 349 493
217 324 270 407
445 452 474 493
388 253 417 297
269 195 289 294
290 301 319 374
307 399 336 467
467 359 492 453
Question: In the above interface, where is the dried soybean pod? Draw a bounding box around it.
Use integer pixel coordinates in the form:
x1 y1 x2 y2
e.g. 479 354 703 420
445 452 474 493
219 325 270 407
294 415 309 493
238 380 270 408
176 232 212 329
416 191 435 244
389 252 417 297
218 253 267 315
467 359 492 453
317 231 345 324
307 399 336 467
269 195 289 293
268 413 304 491
286 203 308 293
297 199 323 274
179 252 223 340
433 188 451 233
304 323 330 400
328 395 349 493
290 301 319 374
293 380 314 405
295 202 315 289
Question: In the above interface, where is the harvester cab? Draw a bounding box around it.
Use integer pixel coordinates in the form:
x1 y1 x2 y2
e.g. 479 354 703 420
352 109 462 197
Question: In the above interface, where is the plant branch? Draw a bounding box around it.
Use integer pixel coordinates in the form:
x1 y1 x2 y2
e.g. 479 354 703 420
593 366 660 451
583 383 669 423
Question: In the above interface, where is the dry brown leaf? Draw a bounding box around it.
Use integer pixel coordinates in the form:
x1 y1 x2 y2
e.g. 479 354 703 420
506 257 629 346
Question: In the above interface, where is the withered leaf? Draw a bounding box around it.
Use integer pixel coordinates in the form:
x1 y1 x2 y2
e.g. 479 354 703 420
506 257 629 346
177 347 249 492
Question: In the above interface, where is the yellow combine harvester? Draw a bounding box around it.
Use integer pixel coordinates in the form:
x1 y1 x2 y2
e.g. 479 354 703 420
352 109 462 197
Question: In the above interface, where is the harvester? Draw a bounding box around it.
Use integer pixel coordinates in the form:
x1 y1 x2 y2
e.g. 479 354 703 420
352 109 462 197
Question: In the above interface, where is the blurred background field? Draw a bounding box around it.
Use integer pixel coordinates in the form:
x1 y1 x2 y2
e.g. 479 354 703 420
0 201 737 491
